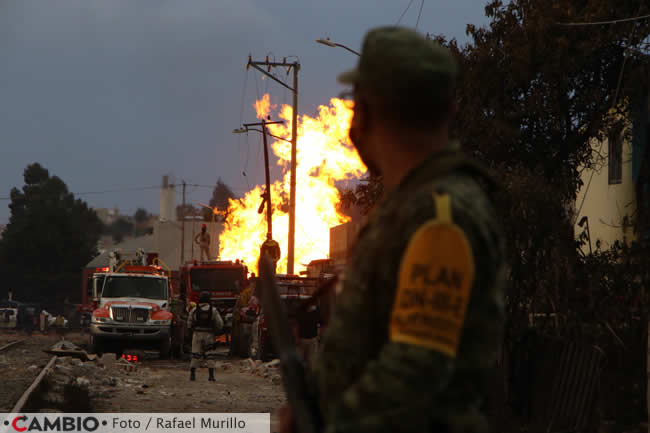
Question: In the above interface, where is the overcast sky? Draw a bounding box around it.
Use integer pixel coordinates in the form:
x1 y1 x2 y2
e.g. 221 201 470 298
0 0 489 223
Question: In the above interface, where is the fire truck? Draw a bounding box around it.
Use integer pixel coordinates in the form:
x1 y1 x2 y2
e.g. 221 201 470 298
88 252 182 358
179 260 248 344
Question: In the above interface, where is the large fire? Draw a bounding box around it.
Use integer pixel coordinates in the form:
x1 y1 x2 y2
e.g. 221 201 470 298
218 94 366 274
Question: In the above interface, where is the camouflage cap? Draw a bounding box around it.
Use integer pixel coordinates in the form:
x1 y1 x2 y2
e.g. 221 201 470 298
338 26 457 103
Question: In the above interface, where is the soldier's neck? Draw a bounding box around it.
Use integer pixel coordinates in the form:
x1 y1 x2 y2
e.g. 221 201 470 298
379 128 449 192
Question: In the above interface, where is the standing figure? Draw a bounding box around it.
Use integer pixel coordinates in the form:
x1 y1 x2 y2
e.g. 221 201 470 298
280 26 507 433
195 224 211 261
188 291 223 381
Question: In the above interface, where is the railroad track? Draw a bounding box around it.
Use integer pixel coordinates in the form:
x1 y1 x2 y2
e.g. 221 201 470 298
0 339 25 353
0 338 56 412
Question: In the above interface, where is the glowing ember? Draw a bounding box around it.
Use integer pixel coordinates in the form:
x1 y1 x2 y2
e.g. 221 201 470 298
218 94 366 274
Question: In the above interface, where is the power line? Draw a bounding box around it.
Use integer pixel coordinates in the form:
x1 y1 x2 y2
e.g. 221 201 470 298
74 186 160 195
415 0 425 30
0 183 228 201
556 13 650 27
395 0 415 26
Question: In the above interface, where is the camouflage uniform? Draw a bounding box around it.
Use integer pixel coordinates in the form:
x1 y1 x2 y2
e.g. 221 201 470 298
309 27 508 433
188 303 223 370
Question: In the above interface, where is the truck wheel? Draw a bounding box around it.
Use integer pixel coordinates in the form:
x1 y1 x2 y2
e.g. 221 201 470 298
159 331 172 360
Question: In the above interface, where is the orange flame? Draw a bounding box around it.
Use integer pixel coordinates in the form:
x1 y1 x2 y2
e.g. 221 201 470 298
218 94 365 274
254 94 276 120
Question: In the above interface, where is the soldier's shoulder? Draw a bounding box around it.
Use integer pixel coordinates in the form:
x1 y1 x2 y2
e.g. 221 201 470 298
410 170 503 247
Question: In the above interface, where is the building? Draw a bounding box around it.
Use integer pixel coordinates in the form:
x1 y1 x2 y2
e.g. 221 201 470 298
153 219 222 270
329 221 361 267
574 95 650 251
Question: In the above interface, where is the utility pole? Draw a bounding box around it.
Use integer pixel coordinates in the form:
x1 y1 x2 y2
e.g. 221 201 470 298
180 181 186 266
247 56 300 274
236 119 285 240
262 119 272 239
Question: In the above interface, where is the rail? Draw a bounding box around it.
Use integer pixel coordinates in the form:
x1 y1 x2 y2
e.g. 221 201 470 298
10 355 57 413
0 339 25 353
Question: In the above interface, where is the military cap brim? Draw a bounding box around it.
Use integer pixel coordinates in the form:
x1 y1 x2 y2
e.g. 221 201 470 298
337 68 359 85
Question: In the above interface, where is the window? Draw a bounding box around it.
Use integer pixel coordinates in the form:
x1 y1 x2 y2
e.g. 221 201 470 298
608 130 622 184
102 276 168 300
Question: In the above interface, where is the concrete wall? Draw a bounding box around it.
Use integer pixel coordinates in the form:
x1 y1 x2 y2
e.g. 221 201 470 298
329 221 361 266
575 134 637 250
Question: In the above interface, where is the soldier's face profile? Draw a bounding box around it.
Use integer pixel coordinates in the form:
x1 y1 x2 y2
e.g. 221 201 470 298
350 93 381 176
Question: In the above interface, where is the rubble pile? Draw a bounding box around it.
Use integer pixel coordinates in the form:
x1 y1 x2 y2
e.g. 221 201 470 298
42 353 142 412
230 358 283 385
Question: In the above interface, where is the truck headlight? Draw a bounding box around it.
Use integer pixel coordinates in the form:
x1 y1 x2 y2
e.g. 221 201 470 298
150 319 172 325
91 316 110 324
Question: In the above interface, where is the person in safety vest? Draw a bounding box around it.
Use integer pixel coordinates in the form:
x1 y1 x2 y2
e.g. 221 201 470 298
188 290 223 381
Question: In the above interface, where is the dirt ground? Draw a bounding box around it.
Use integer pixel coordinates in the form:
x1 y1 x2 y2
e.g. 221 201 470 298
92 358 286 430
0 333 60 411
1 332 287 431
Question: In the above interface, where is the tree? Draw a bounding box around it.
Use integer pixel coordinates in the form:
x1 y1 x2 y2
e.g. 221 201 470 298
446 0 648 331
134 208 150 224
0 163 103 303
133 208 153 237
205 178 237 221
339 176 384 216
446 0 648 197
106 217 134 243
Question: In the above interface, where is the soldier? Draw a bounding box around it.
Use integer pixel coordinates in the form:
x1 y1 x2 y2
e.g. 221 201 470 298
195 224 211 261
188 290 223 381
280 26 507 433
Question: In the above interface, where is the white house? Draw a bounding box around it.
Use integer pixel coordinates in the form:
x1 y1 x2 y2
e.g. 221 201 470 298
574 97 650 251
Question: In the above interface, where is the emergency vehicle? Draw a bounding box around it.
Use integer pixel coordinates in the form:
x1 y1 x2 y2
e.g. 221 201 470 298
179 259 248 343
88 252 181 358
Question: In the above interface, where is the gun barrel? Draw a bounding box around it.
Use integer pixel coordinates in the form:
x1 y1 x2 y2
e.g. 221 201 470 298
258 254 322 433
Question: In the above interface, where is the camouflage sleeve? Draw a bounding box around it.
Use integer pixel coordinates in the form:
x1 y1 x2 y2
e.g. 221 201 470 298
323 341 455 433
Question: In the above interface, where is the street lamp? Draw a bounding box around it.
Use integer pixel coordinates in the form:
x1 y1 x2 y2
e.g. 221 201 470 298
315 37 361 56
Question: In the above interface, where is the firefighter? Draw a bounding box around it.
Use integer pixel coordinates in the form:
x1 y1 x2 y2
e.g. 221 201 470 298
187 291 223 381
194 224 211 261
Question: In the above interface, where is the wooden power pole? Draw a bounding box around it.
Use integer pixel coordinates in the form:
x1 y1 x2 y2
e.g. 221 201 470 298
238 119 285 241
247 56 300 274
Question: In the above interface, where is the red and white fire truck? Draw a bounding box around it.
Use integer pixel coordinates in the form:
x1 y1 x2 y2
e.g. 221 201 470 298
179 259 248 343
88 253 182 358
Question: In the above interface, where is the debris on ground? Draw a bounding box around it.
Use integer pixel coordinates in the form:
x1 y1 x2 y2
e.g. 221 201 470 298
44 340 95 361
